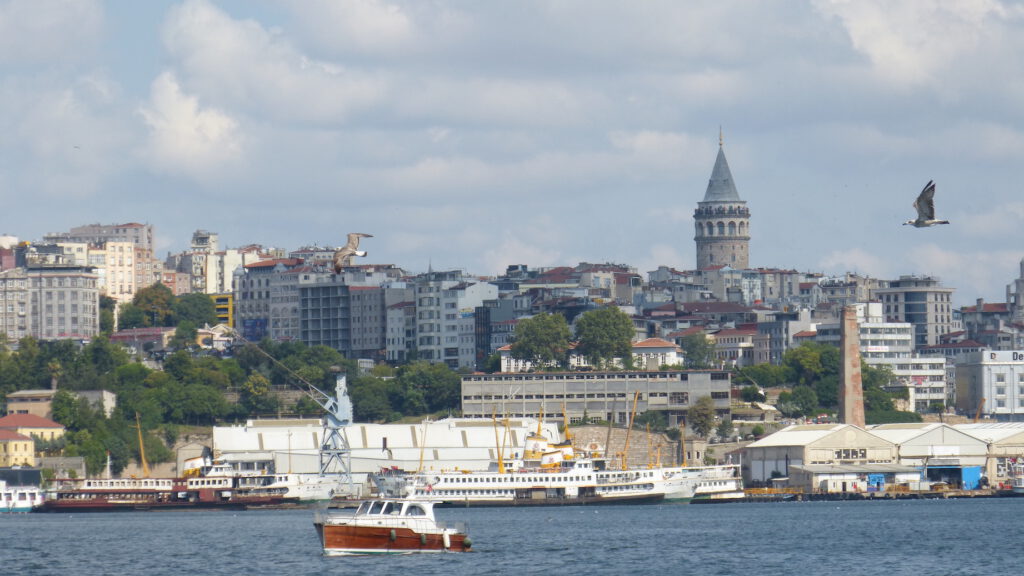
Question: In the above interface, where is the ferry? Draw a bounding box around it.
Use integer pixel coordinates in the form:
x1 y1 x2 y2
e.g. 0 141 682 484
314 497 471 555
38 473 298 512
379 421 742 506
1 480 44 513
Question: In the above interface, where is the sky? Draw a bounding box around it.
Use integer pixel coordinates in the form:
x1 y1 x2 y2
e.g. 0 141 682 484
3 0 1024 308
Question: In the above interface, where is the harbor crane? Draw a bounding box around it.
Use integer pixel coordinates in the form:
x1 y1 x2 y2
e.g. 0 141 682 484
229 331 355 497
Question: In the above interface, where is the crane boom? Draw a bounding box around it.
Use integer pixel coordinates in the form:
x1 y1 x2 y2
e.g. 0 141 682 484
228 330 354 496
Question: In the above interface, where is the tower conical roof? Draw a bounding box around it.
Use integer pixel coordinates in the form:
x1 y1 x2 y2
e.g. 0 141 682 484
702 145 741 202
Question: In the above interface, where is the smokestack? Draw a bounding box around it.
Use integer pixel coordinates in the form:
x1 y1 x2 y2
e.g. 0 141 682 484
839 305 865 427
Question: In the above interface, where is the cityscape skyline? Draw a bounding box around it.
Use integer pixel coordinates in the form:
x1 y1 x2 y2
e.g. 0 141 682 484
3 1 1024 307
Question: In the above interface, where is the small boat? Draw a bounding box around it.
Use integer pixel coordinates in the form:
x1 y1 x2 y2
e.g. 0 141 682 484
1011 462 1024 495
313 498 472 556
1 480 44 513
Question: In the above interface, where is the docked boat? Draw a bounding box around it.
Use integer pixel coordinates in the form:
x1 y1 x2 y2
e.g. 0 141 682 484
313 498 472 555
398 458 740 506
1011 462 1024 495
1 480 44 513
38 472 298 512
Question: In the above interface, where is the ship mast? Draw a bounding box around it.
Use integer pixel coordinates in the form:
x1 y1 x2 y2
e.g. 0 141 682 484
621 391 640 470
134 412 150 478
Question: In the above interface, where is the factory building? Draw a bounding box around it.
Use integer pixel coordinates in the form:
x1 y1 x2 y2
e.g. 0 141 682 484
869 423 988 489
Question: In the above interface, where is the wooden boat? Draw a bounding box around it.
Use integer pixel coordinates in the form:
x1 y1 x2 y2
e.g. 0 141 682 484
313 498 472 556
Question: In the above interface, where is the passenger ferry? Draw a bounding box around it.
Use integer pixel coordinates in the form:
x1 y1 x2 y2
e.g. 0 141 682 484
384 422 742 506
1 480 43 513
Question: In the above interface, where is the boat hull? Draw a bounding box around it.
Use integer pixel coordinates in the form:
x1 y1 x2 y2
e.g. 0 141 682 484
315 523 470 555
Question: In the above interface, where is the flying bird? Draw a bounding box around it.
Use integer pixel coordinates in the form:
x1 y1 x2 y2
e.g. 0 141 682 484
904 180 950 227
332 233 373 273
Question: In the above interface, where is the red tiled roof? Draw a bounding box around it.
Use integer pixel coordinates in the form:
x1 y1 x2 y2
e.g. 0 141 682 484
962 303 1009 313
244 258 303 269
632 338 677 348
0 429 32 441
793 330 818 338
0 413 63 429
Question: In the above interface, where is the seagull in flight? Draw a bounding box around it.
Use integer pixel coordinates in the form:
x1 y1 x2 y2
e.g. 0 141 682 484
332 232 373 273
904 180 950 227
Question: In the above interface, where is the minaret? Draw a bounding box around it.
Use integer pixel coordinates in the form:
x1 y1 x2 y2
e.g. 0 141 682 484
839 305 866 427
694 131 750 269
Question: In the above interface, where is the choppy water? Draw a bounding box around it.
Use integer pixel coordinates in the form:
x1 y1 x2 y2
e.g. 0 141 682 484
2 498 1020 576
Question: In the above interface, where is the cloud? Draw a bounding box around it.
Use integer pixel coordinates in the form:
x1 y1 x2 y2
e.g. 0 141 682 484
0 0 102 64
813 0 1019 87
818 247 895 279
138 71 243 179
160 0 385 124
907 244 1024 301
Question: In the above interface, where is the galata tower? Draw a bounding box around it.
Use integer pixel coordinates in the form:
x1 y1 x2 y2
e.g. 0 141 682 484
694 135 750 269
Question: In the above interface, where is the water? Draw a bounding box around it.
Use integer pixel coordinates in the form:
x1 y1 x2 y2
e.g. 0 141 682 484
2 498 1020 576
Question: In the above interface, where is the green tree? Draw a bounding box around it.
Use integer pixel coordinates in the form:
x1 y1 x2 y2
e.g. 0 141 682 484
574 307 635 369
396 361 461 414
99 295 117 334
735 363 786 388
174 293 218 328
716 418 734 439
680 333 715 369
132 283 176 327
740 385 765 403
117 303 146 330
169 320 198 351
688 395 717 437
510 313 572 370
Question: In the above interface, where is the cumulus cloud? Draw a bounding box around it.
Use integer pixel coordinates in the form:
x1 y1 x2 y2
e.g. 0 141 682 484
818 247 895 279
138 71 243 179
160 0 385 124
813 0 1019 87
906 244 1024 300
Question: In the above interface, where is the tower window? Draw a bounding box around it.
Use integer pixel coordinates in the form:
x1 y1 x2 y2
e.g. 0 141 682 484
717 222 725 235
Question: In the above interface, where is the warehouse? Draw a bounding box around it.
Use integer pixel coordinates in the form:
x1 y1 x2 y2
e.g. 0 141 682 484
869 423 988 489
955 422 1024 484
741 424 898 487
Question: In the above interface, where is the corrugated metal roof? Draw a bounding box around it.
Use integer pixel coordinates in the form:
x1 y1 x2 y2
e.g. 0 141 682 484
868 423 943 444
955 422 1024 443
746 424 849 447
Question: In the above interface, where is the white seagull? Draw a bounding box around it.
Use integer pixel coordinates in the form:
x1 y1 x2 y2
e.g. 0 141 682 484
332 233 373 273
904 180 950 227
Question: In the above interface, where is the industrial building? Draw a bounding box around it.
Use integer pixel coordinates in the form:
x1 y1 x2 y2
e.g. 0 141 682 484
869 423 987 489
460 370 732 427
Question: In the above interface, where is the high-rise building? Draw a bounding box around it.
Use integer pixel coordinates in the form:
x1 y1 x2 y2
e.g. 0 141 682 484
694 136 750 270
874 275 956 348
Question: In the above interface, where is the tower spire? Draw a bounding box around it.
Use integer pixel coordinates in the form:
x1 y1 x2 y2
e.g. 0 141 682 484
719 126 723 148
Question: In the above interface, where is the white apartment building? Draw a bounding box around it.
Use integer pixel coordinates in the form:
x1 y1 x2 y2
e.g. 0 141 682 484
955 350 1024 422
815 302 949 412
413 271 498 370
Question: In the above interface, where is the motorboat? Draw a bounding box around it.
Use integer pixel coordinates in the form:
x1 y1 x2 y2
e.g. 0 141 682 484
313 498 471 555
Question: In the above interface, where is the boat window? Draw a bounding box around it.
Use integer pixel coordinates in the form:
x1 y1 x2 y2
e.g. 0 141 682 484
369 501 385 514
380 502 393 515
405 504 426 516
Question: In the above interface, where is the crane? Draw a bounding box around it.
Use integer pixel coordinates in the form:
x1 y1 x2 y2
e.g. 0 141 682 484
230 331 354 496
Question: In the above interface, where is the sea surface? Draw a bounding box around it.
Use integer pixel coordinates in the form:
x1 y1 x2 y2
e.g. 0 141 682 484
2 497 1020 576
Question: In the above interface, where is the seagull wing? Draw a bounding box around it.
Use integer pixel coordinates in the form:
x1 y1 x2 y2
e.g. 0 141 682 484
913 180 936 220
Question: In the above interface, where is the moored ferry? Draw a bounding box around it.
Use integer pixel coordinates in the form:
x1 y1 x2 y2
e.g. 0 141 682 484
38 473 298 512
1 480 44 513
